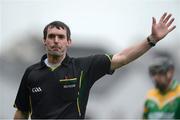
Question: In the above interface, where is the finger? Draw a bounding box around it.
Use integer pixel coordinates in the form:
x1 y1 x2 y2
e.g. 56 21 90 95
152 17 156 25
166 18 175 27
168 25 176 33
163 14 172 23
159 12 167 22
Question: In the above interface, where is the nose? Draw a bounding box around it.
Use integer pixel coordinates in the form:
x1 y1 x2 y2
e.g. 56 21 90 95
153 75 160 80
54 36 59 43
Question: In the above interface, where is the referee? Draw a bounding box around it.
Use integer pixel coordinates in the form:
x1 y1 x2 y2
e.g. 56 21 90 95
14 13 176 119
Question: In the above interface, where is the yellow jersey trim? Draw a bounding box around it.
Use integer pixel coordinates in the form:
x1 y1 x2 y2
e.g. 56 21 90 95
146 85 180 109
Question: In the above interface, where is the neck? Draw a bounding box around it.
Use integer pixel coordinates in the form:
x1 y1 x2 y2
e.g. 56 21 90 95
160 79 173 93
47 54 66 64
166 79 173 89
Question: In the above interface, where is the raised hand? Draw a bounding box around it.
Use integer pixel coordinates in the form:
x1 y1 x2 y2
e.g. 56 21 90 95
151 12 176 42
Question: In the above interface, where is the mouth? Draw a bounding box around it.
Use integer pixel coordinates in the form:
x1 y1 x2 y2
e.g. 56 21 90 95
52 48 59 51
51 46 61 51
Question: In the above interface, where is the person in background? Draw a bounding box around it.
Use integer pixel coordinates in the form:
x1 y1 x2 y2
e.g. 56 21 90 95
143 58 180 119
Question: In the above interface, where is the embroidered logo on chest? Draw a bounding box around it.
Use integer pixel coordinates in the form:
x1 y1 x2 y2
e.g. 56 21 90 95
59 77 77 89
63 84 76 88
32 87 42 93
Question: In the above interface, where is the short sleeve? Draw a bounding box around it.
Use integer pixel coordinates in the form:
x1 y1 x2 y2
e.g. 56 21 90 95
86 54 114 85
14 68 31 112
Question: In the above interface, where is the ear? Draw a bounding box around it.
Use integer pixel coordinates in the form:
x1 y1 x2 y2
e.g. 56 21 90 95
167 69 174 80
43 39 46 46
67 39 72 47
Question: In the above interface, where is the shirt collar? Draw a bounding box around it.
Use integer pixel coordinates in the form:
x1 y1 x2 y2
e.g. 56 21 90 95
39 54 70 69
61 54 70 66
168 80 178 91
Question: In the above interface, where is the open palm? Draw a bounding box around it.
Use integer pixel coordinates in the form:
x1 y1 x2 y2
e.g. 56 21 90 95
151 13 176 42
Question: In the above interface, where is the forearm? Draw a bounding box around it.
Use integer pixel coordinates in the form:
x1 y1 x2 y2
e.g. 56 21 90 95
14 110 29 119
111 38 152 70
110 13 176 70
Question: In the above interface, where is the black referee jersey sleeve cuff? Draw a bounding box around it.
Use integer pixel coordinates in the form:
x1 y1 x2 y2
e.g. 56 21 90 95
105 54 115 75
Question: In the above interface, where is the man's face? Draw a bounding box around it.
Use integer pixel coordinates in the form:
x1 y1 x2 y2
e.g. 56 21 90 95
151 70 172 92
44 27 71 57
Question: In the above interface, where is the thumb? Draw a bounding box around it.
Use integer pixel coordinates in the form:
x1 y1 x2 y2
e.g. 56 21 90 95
152 17 156 25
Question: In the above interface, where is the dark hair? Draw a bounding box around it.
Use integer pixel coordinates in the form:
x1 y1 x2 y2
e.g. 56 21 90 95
149 58 174 76
43 21 71 40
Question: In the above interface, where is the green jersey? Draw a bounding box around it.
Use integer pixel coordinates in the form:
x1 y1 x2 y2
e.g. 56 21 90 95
143 80 180 119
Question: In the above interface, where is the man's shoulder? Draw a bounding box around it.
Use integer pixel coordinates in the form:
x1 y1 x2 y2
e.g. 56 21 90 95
176 83 180 92
73 54 110 62
25 61 42 72
146 88 159 98
72 55 94 63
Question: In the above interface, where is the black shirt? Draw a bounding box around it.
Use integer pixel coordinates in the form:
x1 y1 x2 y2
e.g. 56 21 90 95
14 54 114 119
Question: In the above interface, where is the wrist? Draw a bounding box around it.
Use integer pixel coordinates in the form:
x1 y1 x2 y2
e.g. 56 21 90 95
147 35 157 47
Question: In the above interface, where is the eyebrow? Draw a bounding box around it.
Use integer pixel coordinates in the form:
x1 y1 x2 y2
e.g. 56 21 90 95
48 33 65 36
47 34 66 39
